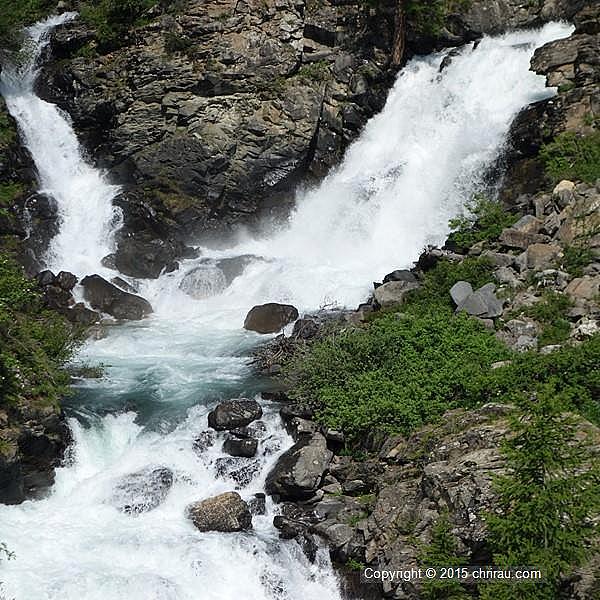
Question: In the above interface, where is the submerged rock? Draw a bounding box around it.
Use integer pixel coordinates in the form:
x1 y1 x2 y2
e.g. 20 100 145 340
208 399 263 431
243 303 299 334
81 274 153 320
223 436 258 458
187 491 252 532
111 466 174 514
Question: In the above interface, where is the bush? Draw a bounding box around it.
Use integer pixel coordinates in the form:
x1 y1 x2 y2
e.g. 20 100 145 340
406 0 472 36
289 309 510 445
0 0 55 46
521 291 573 346
540 132 600 184
0 255 74 407
447 194 518 251
561 245 595 277
480 386 599 600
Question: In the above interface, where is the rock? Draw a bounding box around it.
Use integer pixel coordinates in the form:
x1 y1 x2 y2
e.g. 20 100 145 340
292 318 320 340
265 433 333 501
192 431 216 454
248 493 266 516
495 318 539 351
480 250 513 268
223 437 258 458
179 263 228 299
382 269 417 284
187 492 252 532
243 303 299 334
526 243 562 270
455 283 503 319
110 276 138 294
450 281 473 306
565 276 600 301
111 466 173 514
215 457 261 488
81 275 153 320
494 267 520 288
208 399 263 431
55 271 78 291
66 303 101 325
553 180 576 208
512 214 542 234
373 280 420 308
114 236 181 279
499 227 549 249
36 269 55 287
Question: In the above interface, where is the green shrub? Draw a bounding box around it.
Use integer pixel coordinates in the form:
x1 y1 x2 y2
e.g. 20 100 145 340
0 255 75 407
0 0 56 46
561 245 594 277
406 0 472 36
419 514 469 600
164 32 192 54
521 291 572 346
481 386 599 600
289 309 510 445
540 132 600 184
447 194 518 250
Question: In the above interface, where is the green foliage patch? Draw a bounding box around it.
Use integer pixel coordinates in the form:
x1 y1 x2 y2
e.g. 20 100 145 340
481 386 599 600
447 194 519 251
0 0 56 46
406 0 472 36
540 132 600 184
0 255 74 407
521 291 573 346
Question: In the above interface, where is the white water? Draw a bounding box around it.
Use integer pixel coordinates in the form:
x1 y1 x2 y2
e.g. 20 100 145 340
0 15 573 600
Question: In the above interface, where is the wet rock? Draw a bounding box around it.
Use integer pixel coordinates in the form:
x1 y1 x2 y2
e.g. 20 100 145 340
292 318 320 340
112 466 173 514
208 399 263 431
248 492 266 516
266 432 333 501
55 271 78 291
223 437 258 458
81 274 153 320
373 280 420 308
179 263 227 299
244 303 299 334
215 457 261 488
110 277 138 294
192 431 216 454
113 236 181 279
187 491 252 532
382 269 417 284
66 302 101 325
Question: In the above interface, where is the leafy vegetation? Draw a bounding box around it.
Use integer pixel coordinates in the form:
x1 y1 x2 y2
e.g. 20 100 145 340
0 0 56 46
481 386 599 600
561 244 595 277
521 291 573 346
406 0 472 36
540 132 600 184
0 255 75 408
419 514 469 600
447 194 518 251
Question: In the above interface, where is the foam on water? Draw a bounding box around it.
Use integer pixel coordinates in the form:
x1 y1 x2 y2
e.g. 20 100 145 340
0 14 573 600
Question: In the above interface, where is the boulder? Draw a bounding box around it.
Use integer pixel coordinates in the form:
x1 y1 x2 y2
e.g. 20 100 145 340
450 281 473 306
452 282 503 319
511 214 542 234
243 303 299 334
373 280 420 308
215 457 261 487
179 263 228 299
55 271 78 291
113 236 181 279
208 399 263 431
292 318 320 340
223 437 258 458
553 179 576 207
81 275 153 320
526 243 562 270
565 276 600 301
382 269 417 284
265 432 333 500
187 492 252 532
111 466 173 514
499 227 549 249
248 492 266 516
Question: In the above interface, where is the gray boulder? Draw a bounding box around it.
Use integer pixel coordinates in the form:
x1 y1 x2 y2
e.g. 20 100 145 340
187 492 252 532
382 269 417 284
373 280 420 308
265 432 333 500
81 275 153 320
452 281 503 319
208 399 263 431
111 466 173 514
244 303 299 334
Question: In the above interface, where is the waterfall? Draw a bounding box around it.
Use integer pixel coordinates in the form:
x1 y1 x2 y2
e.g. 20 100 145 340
0 13 122 277
0 14 573 600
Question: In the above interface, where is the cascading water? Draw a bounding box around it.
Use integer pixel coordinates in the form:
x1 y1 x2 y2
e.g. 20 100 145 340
0 13 121 277
0 14 573 600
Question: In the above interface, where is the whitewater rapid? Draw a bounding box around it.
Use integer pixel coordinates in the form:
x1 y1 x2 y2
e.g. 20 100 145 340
0 14 573 600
